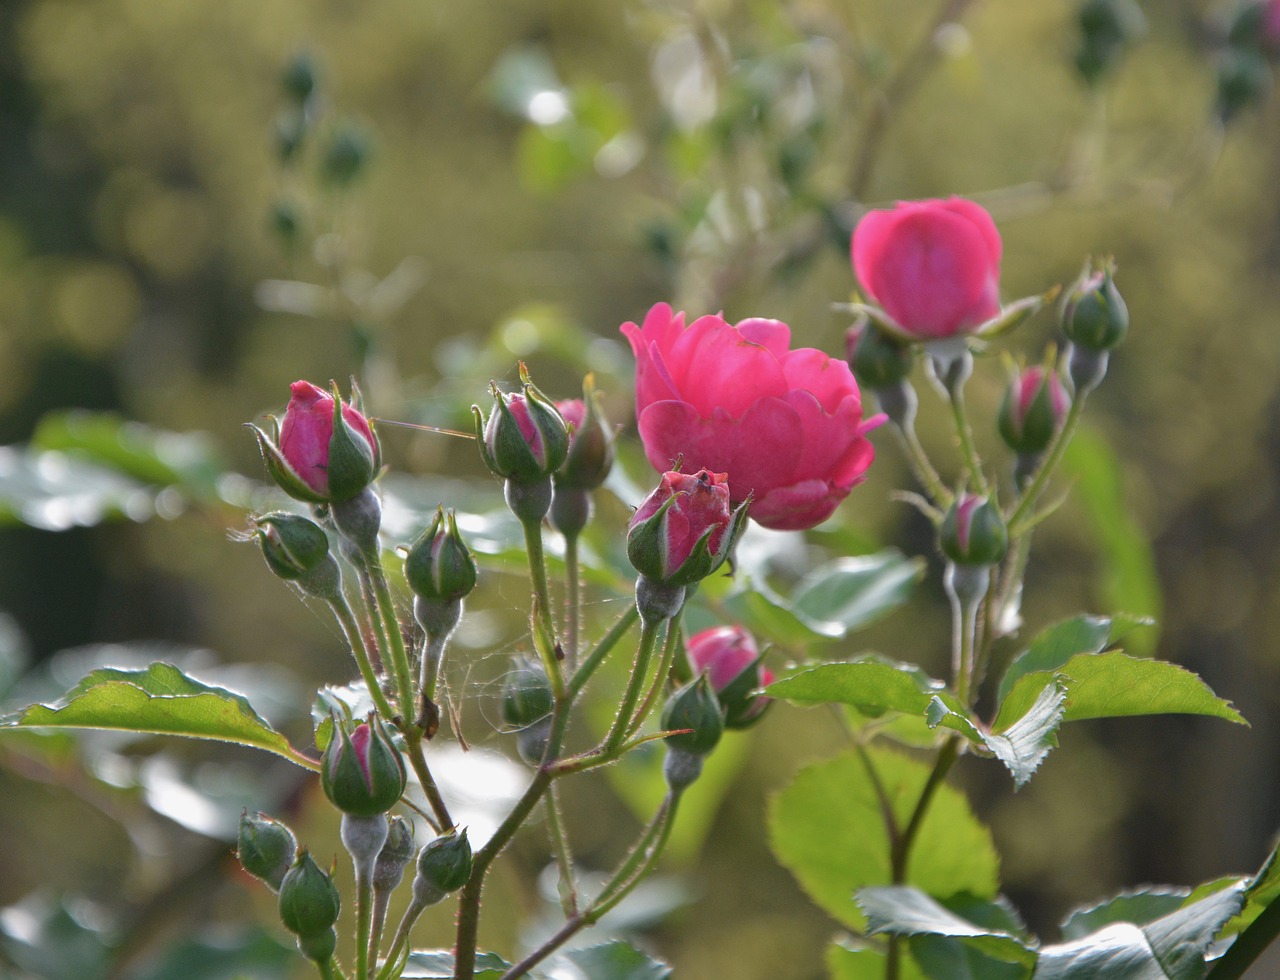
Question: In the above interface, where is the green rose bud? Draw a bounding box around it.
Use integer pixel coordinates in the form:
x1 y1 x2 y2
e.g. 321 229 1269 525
278 849 341 937
237 810 297 892
320 714 407 817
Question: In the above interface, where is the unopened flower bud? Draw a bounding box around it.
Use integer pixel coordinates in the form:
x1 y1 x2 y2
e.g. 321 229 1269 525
237 811 297 892
1074 0 1146 86
278 850 341 937
661 674 724 757
405 507 477 617
627 469 747 591
251 513 338 594
554 387 615 491
501 659 553 730
688 626 774 729
1062 261 1128 352
249 380 380 505
997 365 1070 456
412 829 473 907
472 366 570 486
846 320 914 390
939 494 1009 567
373 815 416 895
321 714 407 817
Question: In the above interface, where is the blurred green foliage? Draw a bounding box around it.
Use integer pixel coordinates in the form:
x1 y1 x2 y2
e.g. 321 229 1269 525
3 0 1280 976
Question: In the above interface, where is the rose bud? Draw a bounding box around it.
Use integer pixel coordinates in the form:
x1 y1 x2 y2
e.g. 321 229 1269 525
278 849 341 938
846 319 915 390
501 658 554 730
687 626 774 729
405 507 477 639
320 714 407 818
550 382 616 538
997 365 1070 457
472 366 569 486
249 512 341 600
1062 260 1128 353
250 380 380 505
411 829 473 908
661 675 725 792
627 469 748 591
939 494 1009 567
237 810 297 893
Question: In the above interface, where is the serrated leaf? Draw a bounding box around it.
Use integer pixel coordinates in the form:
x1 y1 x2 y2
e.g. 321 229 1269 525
401 949 510 978
0 662 313 768
1034 879 1247 980
1060 888 1192 942
768 746 999 931
551 940 672 979
856 886 1036 968
789 551 923 635
765 658 944 717
927 682 1066 789
998 614 1154 703
995 653 1244 730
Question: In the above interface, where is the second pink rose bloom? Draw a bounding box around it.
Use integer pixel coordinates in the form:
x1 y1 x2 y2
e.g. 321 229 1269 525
622 303 881 531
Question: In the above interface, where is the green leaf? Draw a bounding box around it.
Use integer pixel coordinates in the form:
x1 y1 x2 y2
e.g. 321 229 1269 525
552 940 672 979
1062 429 1162 655
402 950 510 979
1034 879 1247 980
995 653 1245 730
856 886 1036 968
768 746 1000 931
0 662 312 768
998 614 1155 703
765 658 944 717
929 682 1067 788
789 552 924 635
1060 887 1193 941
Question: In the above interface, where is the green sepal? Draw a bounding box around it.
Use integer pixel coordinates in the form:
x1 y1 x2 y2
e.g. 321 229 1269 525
253 512 331 581
324 382 378 503
662 674 724 756
247 421 327 504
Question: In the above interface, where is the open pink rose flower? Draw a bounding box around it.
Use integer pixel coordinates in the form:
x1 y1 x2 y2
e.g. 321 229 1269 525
622 303 881 531
852 197 1002 340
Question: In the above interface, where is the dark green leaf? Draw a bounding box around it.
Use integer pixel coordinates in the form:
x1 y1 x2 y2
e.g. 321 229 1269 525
995 653 1245 730
768 746 999 930
789 551 924 634
998 614 1155 703
1060 887 1192 941
553 940 672 979
0 662 312 768
856 886 1036 967
765 658 944 717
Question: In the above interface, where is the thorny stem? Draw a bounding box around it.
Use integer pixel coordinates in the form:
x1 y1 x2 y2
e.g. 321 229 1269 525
546 782 579 916
626 609 684 740
402 729 450 832
603 617 666 752
499 794 681 980
363 557 416 722
521 516 565 700
327 594 397 722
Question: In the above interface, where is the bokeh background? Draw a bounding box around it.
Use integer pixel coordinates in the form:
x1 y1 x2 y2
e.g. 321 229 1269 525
3 0 1280 977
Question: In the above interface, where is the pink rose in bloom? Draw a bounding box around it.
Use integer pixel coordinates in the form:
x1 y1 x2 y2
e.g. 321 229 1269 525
622 304 880 531
688 625 774 727
278 380 378 498
627 469 743 587
852 197 1002 340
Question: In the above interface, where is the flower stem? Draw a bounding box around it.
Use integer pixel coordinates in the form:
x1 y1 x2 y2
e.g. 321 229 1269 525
603 618 665 753
891 736 961 883
626 610 684 740
521 516 565 700
363 558 416 722
354 867 373 980
947 380 989 497
546 783 578 916
891 417 952 507
327 595 397 722
402 728 451 832
1007 388 1088 535
564 533 581 670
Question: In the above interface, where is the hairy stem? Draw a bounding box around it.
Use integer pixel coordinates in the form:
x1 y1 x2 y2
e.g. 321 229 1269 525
521 516 565 700
327 595 396 722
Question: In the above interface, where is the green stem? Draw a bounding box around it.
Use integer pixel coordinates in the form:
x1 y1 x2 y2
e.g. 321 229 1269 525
378 899 425 980
947 382 989 496
626 610 683 740
890 737 960 882
1007 390 1088 535
546 783 578 916
603 618 665 752
364 558 416 722
354 868 373 980
521 516 565 700
419 633 448 704
327 595 397 722
402 728 451 832
891 418 952 507
1205 894 1280 979
568 603 639 699
499 794 680 980
564 533 581 670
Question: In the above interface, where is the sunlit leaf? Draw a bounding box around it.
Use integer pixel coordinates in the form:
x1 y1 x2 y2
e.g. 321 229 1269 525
997 613 1155 703
0 662 313 769
768 746 999 931
765 657 944 717
995 653 1244 730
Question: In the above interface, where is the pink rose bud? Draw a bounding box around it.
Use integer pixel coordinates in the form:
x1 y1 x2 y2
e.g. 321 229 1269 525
320 714 407 818
554 390 614 491
687 625 774 728
627 469 747 588
852 197 1003 340
252 380 380 504
622 304 881 531
998 366 1070 457
939 493 1009 567
472 367 569 485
